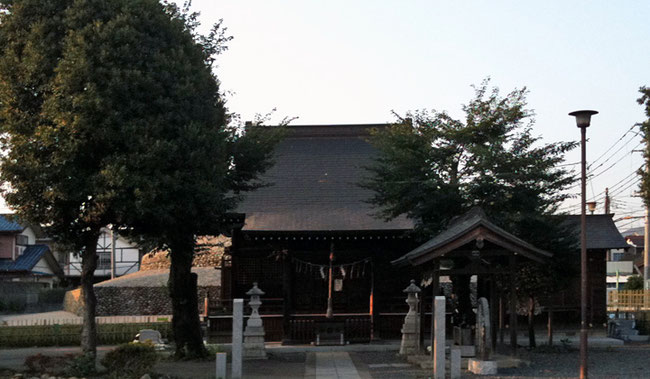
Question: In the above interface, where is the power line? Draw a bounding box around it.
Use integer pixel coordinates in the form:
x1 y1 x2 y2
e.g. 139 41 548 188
588 124 639 170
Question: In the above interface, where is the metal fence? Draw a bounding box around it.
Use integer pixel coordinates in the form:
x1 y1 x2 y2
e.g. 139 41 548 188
608 290 650 312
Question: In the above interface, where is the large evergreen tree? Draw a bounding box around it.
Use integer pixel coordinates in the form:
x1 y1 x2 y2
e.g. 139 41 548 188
0 0 281 359
364 80 579 344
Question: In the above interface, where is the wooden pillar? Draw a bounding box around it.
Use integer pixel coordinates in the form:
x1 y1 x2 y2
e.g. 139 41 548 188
419 268 426 350
499 290 504 346
490 275 498 351
370 259 375 341
430 260 440 358
282 251 293 344
509 255 518 355
547 306 554 346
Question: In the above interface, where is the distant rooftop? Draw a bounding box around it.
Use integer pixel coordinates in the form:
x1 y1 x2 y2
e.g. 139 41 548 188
563 214 629 250
0 214 24 233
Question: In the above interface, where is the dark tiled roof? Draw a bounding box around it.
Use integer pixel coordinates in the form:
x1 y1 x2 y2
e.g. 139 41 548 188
563 215 629 250
0 214 24 233
236 124 414 232
0 245 50 272
393 207 551 266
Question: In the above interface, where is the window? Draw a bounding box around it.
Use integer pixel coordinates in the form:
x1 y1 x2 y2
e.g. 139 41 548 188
97 251 111 270
611 252 624 262
15 234 28 246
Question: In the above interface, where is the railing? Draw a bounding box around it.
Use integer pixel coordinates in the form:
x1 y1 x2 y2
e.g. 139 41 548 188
608 290 650 312
207 298 285 315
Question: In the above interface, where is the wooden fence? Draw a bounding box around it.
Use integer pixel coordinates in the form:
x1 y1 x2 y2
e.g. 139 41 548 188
0 314 172 327
607 290 650 312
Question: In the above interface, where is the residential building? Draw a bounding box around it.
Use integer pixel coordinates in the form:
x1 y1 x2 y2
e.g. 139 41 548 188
0 214 64 288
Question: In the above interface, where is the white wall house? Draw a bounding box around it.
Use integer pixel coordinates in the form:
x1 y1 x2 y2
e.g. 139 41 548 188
62 227 141 278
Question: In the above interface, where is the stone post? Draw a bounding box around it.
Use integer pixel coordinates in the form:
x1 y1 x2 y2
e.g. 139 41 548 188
433 296 445 379
243 282 267 359
232 299 243 379
450 347 461 379
468 297 498 375
399 280 421 355
216 352 227 379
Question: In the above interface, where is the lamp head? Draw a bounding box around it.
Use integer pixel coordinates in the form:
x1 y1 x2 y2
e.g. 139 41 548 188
586 201 597 214
569 110 598 128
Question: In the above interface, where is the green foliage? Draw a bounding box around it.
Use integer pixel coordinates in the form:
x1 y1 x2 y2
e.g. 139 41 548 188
364 79 579 297
638 86 650 208
100 342 158 379
65 353 97 377
24 353 74 375
623 275 644 290
23 352 96 377
0 0 282 358
365 79 577 237
0 322 172 348
38 287 67 304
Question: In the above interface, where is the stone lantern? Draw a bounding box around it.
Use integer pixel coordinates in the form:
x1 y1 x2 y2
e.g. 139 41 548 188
243 282 267 359
399 279 421 355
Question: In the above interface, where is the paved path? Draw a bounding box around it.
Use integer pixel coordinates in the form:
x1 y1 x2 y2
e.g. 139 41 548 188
315 352 362 379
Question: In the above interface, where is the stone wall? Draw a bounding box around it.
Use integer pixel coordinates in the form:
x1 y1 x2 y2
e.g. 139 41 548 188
64 267 221 316
64 285 219 316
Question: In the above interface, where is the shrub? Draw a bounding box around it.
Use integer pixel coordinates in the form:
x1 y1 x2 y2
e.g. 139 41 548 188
7 300 25 313
64 353 97 377
623 275 644 290
24 353 76 376
100 342 158 379
38 287 68 304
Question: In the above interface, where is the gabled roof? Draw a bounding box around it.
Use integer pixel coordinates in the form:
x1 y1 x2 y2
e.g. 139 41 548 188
393 207 551 266
563 214 629 250
236 124 413 232
0 214 24 233
0 244 50 271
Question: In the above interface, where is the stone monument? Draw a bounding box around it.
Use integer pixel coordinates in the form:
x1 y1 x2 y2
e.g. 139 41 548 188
243 282 267 359
232 299 243 379
468 297 497 375
433 296 446 379
399 279 421 355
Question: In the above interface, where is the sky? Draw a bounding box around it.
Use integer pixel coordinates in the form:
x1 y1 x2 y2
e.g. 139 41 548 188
176 0 649 231
2 1 649 232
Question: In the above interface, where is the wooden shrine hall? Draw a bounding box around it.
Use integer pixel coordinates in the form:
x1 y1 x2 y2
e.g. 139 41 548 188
213 124 419 344
392 207 553 354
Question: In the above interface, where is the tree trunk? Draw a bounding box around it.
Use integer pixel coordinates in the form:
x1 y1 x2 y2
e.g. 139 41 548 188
80 231 101 358
169 236 207 358
528 296 536 348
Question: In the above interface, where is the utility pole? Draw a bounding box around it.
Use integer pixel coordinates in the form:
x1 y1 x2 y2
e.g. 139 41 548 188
605 188 610 214
645 164 649 290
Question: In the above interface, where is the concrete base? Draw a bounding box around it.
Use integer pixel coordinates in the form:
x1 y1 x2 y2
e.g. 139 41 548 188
468 358 497 375
457 344 476 357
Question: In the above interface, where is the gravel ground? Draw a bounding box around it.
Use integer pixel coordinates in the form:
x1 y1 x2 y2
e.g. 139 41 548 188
355 345 650 378
488 345 650 378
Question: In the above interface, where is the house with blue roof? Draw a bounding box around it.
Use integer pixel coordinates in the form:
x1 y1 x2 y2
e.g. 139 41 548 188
0 214 64 288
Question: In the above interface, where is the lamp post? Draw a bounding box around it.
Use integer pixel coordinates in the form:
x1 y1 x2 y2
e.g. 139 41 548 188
569 109 598 379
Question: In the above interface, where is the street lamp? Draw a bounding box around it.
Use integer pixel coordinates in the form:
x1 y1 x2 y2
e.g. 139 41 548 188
586 201 597 215
569 109 598 379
